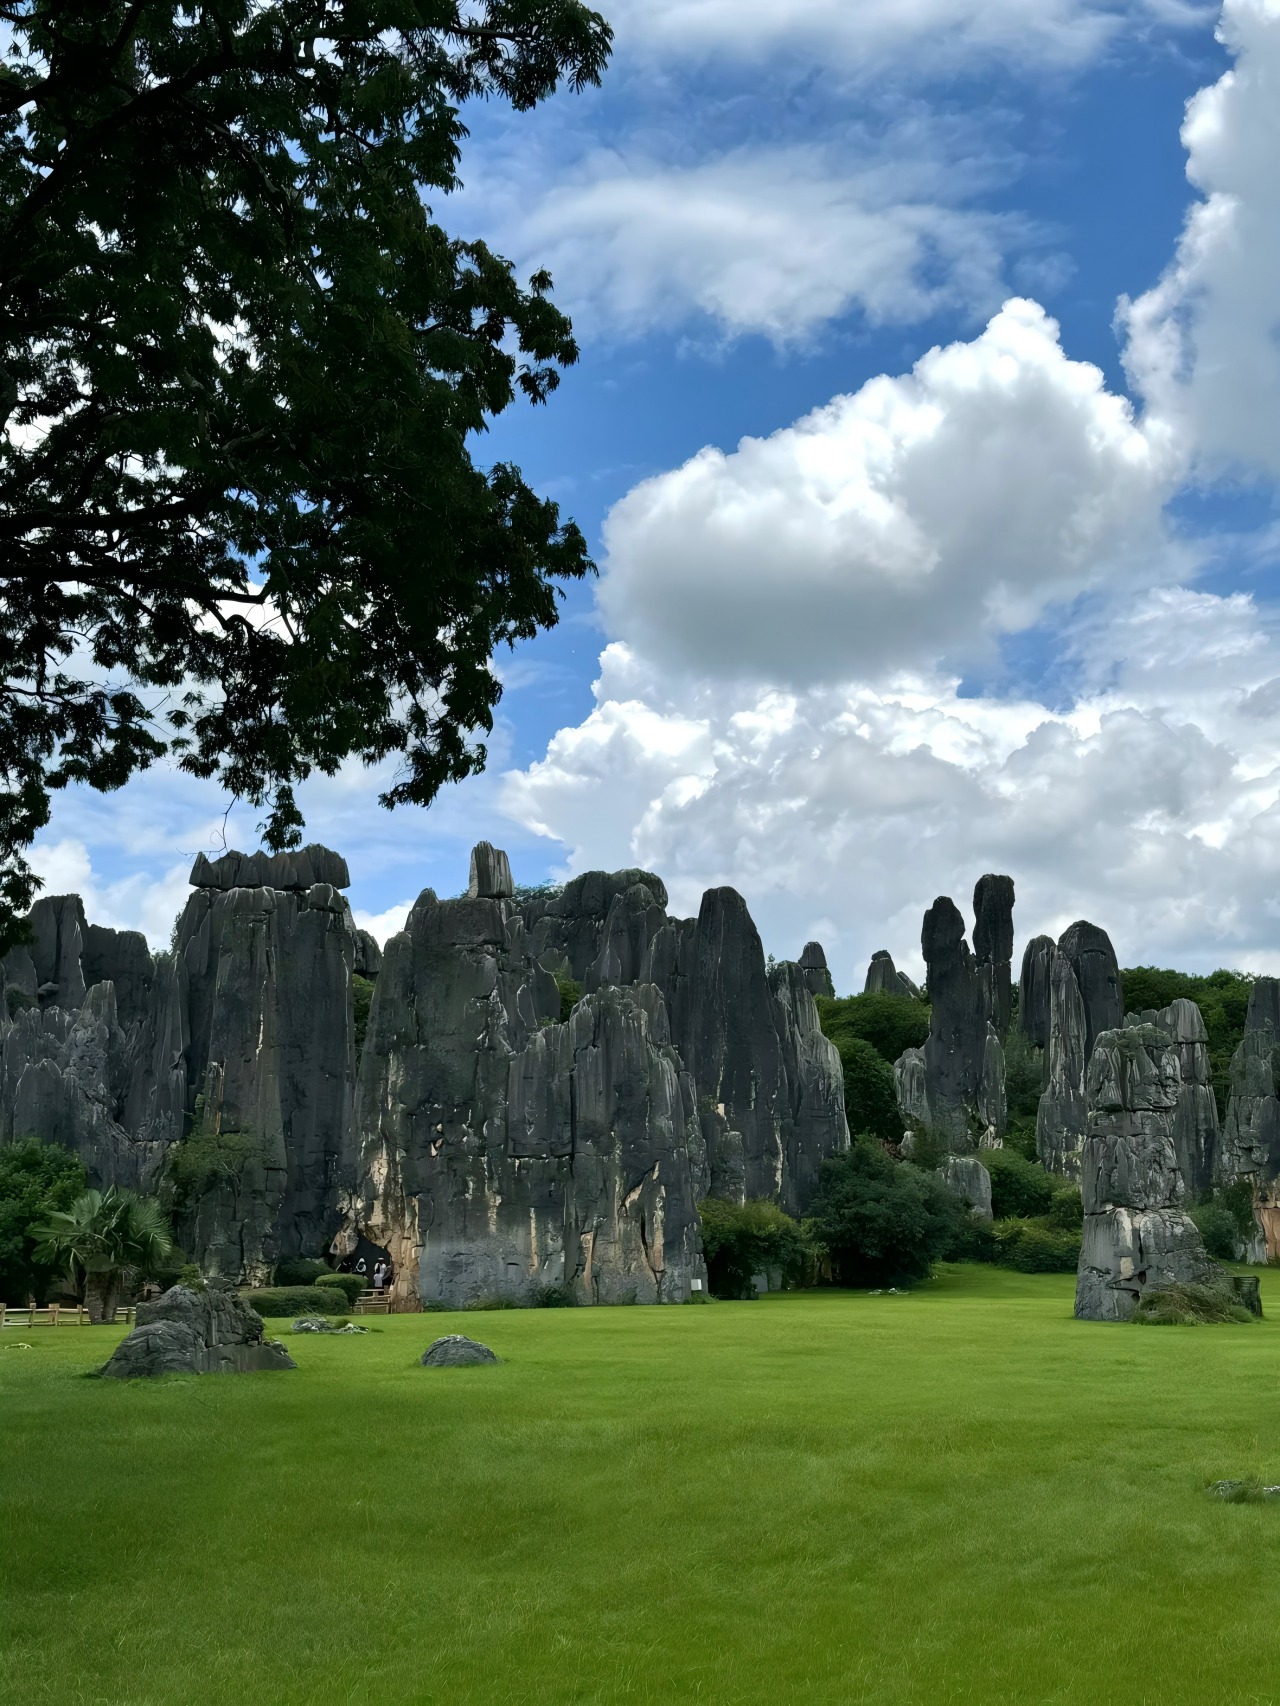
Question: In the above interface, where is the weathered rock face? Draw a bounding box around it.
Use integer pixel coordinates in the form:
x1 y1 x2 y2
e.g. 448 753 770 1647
171 874 360 1281
349 880 708 1308
917 893 1006 1149
1037 947 1088 1178
1017 935 1056 1049
1057 921 1122 1062
1075 1026 1225 1322
864 950 920 999
1126 1000 1219 1198
973 874 1015 1038
521 868 669 984
100 1284 296 1377
1218 978 1280 1257
190 845 350 892
799 942 835 1000
639 888 848 1211
940 1154 993 1220
1034 920 1123 1181
468 841 514 900
3 841 848 1307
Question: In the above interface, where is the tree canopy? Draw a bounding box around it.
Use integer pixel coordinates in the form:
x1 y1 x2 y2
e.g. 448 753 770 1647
0 1136 86 1303
0 1 612 947
33 1183 174 1319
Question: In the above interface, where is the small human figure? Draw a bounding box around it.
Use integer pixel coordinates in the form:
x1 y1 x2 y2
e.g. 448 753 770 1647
355 1256 367 1277
372 1260 387 1294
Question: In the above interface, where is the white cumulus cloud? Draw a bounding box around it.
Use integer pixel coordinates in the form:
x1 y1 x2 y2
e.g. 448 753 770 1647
597 299 1177 684
1122 0 1280 475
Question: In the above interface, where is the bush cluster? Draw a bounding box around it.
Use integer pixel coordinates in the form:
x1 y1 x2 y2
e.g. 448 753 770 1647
1134 1282 1257 1326
698 1197 812 1299
314 1272 365 1306
244 1286 349 1318
807 1138 958 1288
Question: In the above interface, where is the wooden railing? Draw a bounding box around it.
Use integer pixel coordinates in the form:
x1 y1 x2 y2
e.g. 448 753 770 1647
0 1303 137 1329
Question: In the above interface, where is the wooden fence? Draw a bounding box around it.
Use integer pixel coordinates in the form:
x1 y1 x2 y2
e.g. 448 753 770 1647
0 1303 137 1329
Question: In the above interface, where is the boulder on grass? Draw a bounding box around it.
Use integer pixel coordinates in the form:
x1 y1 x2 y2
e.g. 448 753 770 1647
100 1284 296 1377
420 1334 500 1366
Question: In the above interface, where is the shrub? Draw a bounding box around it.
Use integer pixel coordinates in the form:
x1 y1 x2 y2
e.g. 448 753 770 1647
0 1138 87 1304
1047 1186 1083 1230
1003 1116 1038 1161
902 1125 950 1173
353 974 375 1057
990 1221 1080 1274
165 1127 263 1208
5 984 36 1018
985 1150 1055 1220
816 992 930 1067
555 975 582 1022
1189 1203 1239 1262
274 1257 332 1288
530 1283 578 1307
698 1198 812 1299
944 1210 998 1264
462 1294 523 1311
243 1285 349 1318
835 1038 903 1145
314 1272 365 1305
806 1138 959 1288
1133 1282 1257 1326
177 1264 206 1289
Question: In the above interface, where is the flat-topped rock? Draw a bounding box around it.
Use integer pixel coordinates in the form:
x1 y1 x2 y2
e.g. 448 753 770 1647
798 942 835 1000
468 841 514 900
189 845 350 892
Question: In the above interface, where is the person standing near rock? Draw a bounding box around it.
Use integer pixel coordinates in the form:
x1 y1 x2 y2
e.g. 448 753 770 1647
372 1260 387 1294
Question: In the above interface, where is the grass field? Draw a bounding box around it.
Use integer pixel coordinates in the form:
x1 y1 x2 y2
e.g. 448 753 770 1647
4 1265 1280 1706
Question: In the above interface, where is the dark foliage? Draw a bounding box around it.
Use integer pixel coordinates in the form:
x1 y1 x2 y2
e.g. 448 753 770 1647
0 1 612 948
0 1136 85 1302
1134 1282 1257 1326
352 974 374 1058
555 974 582 1023
817 992 931 1067
835 1036 903 1144
274 1255 331 1287
243 1284 348 1317
697 1197 811 1299
1189 1203 1241 1262
985 1149 1055 1220
1003 1026 1045 1120
806 1138 959 1288
1003 1116 1039 1161
314 1270 365 1305
1120 967 1254 1118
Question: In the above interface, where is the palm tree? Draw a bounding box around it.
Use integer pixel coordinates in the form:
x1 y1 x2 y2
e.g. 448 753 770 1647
33 1188 174 1323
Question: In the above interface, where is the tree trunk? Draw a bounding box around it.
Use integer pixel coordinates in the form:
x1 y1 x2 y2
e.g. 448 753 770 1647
86 1272 121 1324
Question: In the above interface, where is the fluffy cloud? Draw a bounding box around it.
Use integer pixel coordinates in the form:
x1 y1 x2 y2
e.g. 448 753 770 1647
502 592 1280 987
511 148 1020 344
598 300 1176 684
500 6 1280 983
605 0 1208 71
1122 0 1280 475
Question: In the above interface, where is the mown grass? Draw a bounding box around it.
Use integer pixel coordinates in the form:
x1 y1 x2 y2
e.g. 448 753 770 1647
4 1265 1280 1705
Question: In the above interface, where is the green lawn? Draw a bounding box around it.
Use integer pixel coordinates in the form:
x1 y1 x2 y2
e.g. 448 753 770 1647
4 1265 1280 1705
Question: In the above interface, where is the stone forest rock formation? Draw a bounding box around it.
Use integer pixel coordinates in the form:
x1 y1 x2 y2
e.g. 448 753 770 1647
891 880 1012 1221
1075 1026 1227 1321
863 950 920 999
1 843 847 1309
1218 978 1280 1258
1032 920 1122 1180
911 889 1008 1151
799 942 835 1000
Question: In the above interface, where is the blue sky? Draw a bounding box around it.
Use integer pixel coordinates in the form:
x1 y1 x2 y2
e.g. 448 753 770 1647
31 0 1280 989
